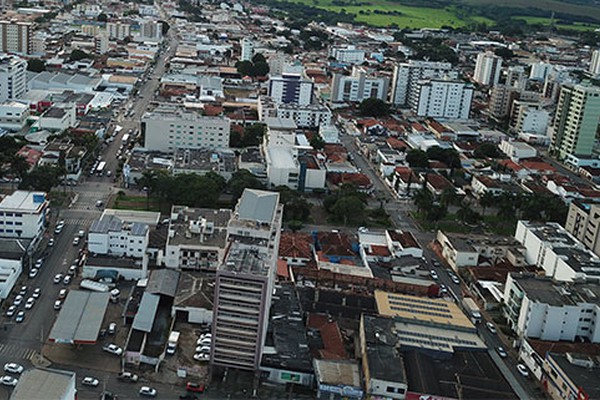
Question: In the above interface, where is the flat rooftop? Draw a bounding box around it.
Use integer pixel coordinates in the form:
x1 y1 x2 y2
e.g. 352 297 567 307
549 352 600 399
168 206 230 248
361 315 406 384
85 254 144 269
101 208 161 227
235 189 279 224
512 273 600 307
0 191 46 212
11 368 75 400
314 359 361 388
48 291 110 344
220 244 271 276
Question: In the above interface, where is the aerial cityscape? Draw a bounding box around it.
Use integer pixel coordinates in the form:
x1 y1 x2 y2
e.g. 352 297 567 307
0 0 597 398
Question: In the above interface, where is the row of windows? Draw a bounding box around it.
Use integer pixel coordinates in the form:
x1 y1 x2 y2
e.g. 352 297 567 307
0 212 23 217
0 229 22 234
0 221 22 225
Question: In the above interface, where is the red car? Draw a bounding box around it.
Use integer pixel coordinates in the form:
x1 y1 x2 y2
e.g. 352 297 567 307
186 382 205 393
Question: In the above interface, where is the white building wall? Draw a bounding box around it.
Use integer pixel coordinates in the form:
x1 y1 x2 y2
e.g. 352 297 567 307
413 80 472 119
0 259 21 299
83 265 146 280
473 52 502 86
391 60 456 106
88 231 110 254
590 49 600 77
0 56 27 102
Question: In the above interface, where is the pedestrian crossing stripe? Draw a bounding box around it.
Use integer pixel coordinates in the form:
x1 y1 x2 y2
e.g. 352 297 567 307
0 343 39 360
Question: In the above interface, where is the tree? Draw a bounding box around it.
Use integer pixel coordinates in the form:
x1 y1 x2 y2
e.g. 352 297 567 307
97 13 108 22
10 155 30 180
331 196 365 226
159 20 170 35
406 149 429 169
478 192 495 217
456 201 480 224
413 189 433 214
494 47 514 59
227 170 265 201
440 187 458 208
358 98 389 117
27 59 46 73
474 143 501 159
69 49 91 62
136 170 158 210
426 146 461 169
19 166 61 192
309 134 325 150
235 60 253 77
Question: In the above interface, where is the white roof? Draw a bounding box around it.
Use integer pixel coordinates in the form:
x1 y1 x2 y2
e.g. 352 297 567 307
0 191 46 212
268 147 297 169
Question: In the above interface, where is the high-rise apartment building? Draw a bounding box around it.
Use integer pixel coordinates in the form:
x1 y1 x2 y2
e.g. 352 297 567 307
268 72 314 105
0 21 32 55
331 66 389 103
410 79 473 119
549 84 600 160
0 55 27 102
390 60 456 106
106 22 131 40
330 45 366 64
473 51 502 86
565 201 600 257
240 37 254 62
140 21 163 41
211 189 283 371
590 49 600 77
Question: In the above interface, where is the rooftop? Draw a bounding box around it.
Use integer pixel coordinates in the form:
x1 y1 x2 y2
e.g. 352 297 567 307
48 291 109 344
220 243 271 276
168 206 230 248
511 273 600 307
236 189 279 224
0 191 46 212
278 232 313 260
314 359 361 388
11 368 75 400
549 353 600 399
101 209 161 226
173 272 214 309
361 315 406 384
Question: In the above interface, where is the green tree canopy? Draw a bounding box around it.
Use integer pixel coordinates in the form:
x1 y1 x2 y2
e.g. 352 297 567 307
406 149 429 168
97 13 108 22
358 98 390 117
69 49 92 62
27 59 46 73
474 142 501 159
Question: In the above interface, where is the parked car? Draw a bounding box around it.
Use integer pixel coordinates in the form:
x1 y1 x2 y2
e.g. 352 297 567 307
54 225 63 235
517 364 529 377
72 237 80 246
102 344 123 356
451 275 461 285
53 274 63 284
3 363 23 374
63 275 72 285
117 372 138 383
486 322 497 334
429 270 438 280
139 386 157 397
15 311 24 323
59 289 68 299
193 353 209 362
186 382 205 393
77 230 85 238
6 306 16 317
68 265 77 276
34 258 43 269
195 346 211 354
54 300 62 310
18 286 27 296
497 347 508 358
82 377 100 387
28 268 39 279
48 238 54 247
108 322 117 335
0 376 18 386
13 295 23 306
32 288 41 298
24 298 35 310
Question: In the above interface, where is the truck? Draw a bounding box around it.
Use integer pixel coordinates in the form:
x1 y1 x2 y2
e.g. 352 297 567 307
166 331 180 355
462 297 482 324
80 279 110 293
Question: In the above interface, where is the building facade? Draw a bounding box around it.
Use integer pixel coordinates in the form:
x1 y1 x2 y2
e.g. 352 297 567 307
0 21 32 55
88 215 149 258
0 55 27 102
331 66 389 103
240 37 254 62
590 49 600 77
410 79 473 119
390 60 456 106
330 45 366 64
106 22 131 40
473 51 502 86
0 191 48 241
268 72 314 106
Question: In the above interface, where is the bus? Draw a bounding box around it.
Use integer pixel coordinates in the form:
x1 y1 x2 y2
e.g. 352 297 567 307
96 161 107 176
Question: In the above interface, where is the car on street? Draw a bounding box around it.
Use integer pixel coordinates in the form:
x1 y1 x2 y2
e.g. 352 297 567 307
72 237 80 246
429 270 438 280
439 284 448 295
48 238 54 247
77 230 85 238
117 372 138 383
186 382 205 393
4 363 23 374
68 265 77 276
451 275 461 285
54 225 63 234
34 258 43 269
108 322 117 335
486 322 497 334
54 274 63 284
139 386 157 397
96 200 103 208
15 311 25 323
25 297 35 309
63 275 72 285
497 347 508 358
102 344 123 356
82 377 100 387
13 295 23 306
54 300 62 310
0 376 18 386
517 364 529 377
193 353 209 362
6 306 16 317
32 288 41 298
59 289 68 299
18 286 27 296
28 268 38 278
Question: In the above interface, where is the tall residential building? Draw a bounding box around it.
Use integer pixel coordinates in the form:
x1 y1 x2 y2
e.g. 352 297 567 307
590 49 600 77
268 72 314 105
565 201 600 257
0 55 27 102
530 62 554 81
473 51 502 86
240 37 254 62
390 60 456 106
331 66 389 103
0 21 32 55
410 79 473 119
0 191 49 242
211 189 283 371
549 84 600 160
509 101 550 135
141 107 231 152
329 45 366 64
488 84 519 119
106 22 131 40
140 21 163 41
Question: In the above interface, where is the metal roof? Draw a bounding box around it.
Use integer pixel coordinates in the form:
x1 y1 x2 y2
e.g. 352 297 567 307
147 269 180 297
237 189 279 224
89 215 121 234
11 368 75 400
48 291 109 344
132 292 160 333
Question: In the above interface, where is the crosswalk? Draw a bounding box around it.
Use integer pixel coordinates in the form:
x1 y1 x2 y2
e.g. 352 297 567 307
0 343 40 361
61 218 97 225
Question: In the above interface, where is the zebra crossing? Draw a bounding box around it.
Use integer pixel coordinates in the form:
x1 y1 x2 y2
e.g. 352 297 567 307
61 218 96 225
0 343 39 361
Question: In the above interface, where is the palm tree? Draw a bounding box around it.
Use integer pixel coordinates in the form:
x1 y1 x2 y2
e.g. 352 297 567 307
136 170 158 210
478 192 495 217
440 187 457 208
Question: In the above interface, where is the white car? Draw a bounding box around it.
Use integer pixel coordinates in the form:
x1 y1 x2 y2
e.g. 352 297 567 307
53 274 63 284
195 345 211 354
429 270 438 280
32 288 41 298
63 275 72 285
24 297 35 310
3 363 23 374
28 268 39 278
139 386 157 397
72 237 80 246
486 322 497 334
517 363 529 377
48 238 54 247
15 311 25 323
6 306 16 317
102 344 123 356
82 377 99 387
196 338 212 346
13 295 23 306
193 353 210 362
54 225 63 234
0 376 18 386
54 300 62 310
34 258 43 269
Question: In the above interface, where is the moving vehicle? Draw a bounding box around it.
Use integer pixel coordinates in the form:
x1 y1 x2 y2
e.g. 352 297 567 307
4 363 23 374
18 286 27 296
0 376 18 386
25 297 35 309
139 386 157 397
82 377 100 387
429 270 438 280
34 258 43 269
32 288 41 298
28 268 39 278
54 274 63 284
96 161 107 176
497 347 508 358
486 322 497 334
117 372 138 383
462 297 482 324
102 344 123 356
517 364 529 377
72 237 80 246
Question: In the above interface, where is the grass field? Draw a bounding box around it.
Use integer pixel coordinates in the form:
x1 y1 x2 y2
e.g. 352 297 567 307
514 15 600 31
463 0 600 22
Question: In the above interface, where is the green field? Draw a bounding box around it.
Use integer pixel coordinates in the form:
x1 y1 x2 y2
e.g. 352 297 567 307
463 0 600 22
514 15 600 31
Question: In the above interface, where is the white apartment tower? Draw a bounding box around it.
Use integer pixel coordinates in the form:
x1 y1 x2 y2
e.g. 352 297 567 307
390 60 457 106
0 55 27 102
410 79 473 119
106 22 131 40
240 37 254 62
0 21 32 55
140 21 163 41
331 66 389 103
590 49 600 77
473 51 502 86
268 72 314 106
0 191 49 242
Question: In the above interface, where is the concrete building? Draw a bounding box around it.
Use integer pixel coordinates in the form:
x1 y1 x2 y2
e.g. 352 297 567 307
510 101 550 135
488 84 519 119
88 215 149 258
211 189 283 371
142 107 230 152
314 360 363 399
0 101 28 131
140 20 163 41
268 72 314 106
265 149 326 191
543 352 600 400
0 238 28 300
473 51 502 86
499 140 537 162
390 60 456 106
565 201 600 257
240 37 254 62
0 191 48 242
0 21 32 55
410 79 473 119
329 45 365 64
0 55 26 102
38 106 76 132
258 96 331 128
164 206 230 270
331 66 389 103
530 62 554 81
549 84 600 161
504 273 600 343
11 368 76 400
106 22 131 39
589 49 600 77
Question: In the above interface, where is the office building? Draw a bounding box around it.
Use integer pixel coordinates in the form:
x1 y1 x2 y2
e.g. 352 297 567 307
0 55 26 102
142 107 230 152
0 191 48 242
240 37 254 61
390 60 456 106
268 72 314 106
88 215 149 258
211 189 283 371
590 49 600 77
549 84 600 161
473 51 502 86
106 22 131 40
0 21 32 54
331 66 389 103
330 45 366 64
410 79 473 119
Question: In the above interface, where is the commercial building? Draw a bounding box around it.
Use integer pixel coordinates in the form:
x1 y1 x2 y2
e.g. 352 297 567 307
550 84 600 162
543 352 600 400
0 191 48 242
0 238 28 300
0 55 27 102
142 107 231 152
314 360 363 400
473 51 502 86
410 79 473 119
499 140 537 162
0 21 32 55
11 368 76 400
265 148 326 190
331 66 389 103
529 62 554 81
0 101 28 131
164 206 230 270
488 84 519 119
504 273 600 343
211 189 283 371
329 45 366 64
590 49 600 77
88 215 149 258
390 60 456 106
268 72 314 106
565 200 600 257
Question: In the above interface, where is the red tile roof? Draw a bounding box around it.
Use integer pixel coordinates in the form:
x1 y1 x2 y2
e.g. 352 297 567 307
498 159 524 172
278 232 313 260
306 313 347 360
277 259 289 279
394 166 417 183
426 173 454 191
520 158 556 173
16 146 42 168
386 137 408 150
365 244 391 257
328 172 372 189
388 230 419 249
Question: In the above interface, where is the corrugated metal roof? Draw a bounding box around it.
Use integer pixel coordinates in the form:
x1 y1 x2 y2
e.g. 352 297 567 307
238 189 278 224
48 291 109 344
132 292 160 333
147 269 180 297
11 368 75 400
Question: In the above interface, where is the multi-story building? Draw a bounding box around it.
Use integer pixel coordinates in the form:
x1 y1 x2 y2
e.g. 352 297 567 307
530 62 554 81
268 72 314 106
549 84 600 161
329 45 366 64
488 84 519 119
0 55 27 102
240 37 254 62
409 79 473 119
0 21 32 55
88 215 149 258
499 140 537 162
390 60 456 106
565 200 600 257
331 66 389 103
503 273 600 342
106 22 131 40
0 191 48 242
211 189 283 371
543 352 600 400
589 49 600 77
94 34 109 55
0 101 28 131
509 101 550 135
473 51 502 86
140 21 163 41
258 96 331 128
142 107 231 152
